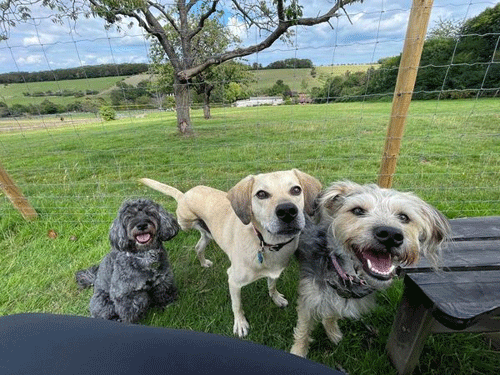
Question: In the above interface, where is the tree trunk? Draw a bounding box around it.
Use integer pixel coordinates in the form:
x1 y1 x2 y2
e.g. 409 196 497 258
173 79 193 135
203 100 210 119
203 87 212 119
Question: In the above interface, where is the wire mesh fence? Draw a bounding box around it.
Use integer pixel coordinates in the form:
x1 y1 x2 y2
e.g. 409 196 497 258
0 0 499 225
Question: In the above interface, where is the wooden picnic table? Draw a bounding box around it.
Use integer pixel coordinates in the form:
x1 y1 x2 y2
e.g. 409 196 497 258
386 216 500 374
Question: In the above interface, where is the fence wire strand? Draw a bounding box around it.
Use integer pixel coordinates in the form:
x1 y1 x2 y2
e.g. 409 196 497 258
0 1 499 223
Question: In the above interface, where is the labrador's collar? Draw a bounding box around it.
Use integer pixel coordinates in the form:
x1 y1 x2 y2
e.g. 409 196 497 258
253 225 296 252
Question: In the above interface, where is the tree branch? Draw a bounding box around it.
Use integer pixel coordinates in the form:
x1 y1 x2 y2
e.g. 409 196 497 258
178 0 357 80
178 20 287 81
277 0 285 21
186 0 199 13
230 0 274 30
140 6 181 70
188 0 218 40
148 1 180 34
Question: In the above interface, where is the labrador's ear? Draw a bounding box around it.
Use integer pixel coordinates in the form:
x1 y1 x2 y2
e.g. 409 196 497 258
227 175 254 225
292 169 322 216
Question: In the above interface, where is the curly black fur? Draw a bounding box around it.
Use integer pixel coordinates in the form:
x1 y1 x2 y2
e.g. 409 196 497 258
296 219 376 300
75 198 180 323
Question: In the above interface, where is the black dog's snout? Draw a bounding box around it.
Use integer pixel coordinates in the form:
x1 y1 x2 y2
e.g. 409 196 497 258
373 226 404 249
136 222 150 231
276 203 298 224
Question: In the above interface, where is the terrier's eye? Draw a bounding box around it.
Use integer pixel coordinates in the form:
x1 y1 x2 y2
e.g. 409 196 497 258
397 213 410 224
351 207 366 216
290 186 302 196
256 190 270 199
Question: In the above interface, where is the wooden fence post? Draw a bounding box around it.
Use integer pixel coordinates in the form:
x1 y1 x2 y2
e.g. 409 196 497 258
0 162 38 220
378 0 434 188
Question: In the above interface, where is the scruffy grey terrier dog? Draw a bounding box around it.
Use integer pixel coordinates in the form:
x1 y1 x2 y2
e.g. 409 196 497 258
76 198 180 323
290 181 450 357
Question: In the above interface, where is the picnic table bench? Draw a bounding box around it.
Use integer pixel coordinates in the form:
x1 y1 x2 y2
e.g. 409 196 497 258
386 216 500 374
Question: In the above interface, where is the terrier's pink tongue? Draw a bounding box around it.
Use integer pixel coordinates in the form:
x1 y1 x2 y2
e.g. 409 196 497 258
365 251 392 273
136 233 151 243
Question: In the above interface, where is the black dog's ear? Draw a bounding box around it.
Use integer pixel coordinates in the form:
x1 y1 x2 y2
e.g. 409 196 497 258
109 217 129 251
157 204 180 241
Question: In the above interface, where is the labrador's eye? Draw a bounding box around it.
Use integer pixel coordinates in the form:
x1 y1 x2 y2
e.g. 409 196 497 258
290 186 302 196
256 190 270 199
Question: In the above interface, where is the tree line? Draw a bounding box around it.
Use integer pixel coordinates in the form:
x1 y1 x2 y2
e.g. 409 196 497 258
0 63 149 84
0 59 310 85
250 59 314 70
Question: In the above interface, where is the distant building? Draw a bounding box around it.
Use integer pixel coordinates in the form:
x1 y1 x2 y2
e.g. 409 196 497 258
233 96 284 107
298 93 312 104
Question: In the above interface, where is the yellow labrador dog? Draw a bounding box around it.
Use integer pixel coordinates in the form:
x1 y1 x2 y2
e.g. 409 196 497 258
140 170 321 337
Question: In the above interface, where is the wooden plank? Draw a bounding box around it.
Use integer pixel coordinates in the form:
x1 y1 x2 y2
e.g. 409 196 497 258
387 276 436 374
433 316 500 334
484 332 500 350
408 270 500 324
0 162 38 220
450 217 500 240
403 240 500 272
378 0 434 188
441 240 500 270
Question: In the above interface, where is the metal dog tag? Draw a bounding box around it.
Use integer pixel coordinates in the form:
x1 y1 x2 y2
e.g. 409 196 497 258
257 250 264 264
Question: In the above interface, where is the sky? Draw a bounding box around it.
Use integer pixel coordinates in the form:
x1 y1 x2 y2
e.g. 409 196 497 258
0 0 497 74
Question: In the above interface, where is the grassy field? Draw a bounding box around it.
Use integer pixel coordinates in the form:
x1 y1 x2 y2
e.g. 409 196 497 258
1 76 126 107
251 65 376 92
0 99 499 374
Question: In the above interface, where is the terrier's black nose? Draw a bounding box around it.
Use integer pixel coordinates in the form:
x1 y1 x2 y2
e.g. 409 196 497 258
373 226 404 248
276 203 298 223
137 222 149 231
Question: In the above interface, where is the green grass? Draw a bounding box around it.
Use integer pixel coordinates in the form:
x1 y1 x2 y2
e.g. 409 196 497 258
0 76 126 106
0 98 499 374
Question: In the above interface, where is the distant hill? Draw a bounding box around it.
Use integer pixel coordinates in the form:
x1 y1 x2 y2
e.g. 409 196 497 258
0 63 149 84
251 65 378 93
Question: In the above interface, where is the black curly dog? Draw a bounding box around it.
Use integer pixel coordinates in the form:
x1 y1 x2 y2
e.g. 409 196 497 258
76 199 180 323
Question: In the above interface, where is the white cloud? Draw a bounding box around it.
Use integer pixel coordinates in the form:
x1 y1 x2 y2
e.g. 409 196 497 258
227 17 248 40
23 32 58 46
16 54 44 65
48 58 81 69
96 56 114 65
